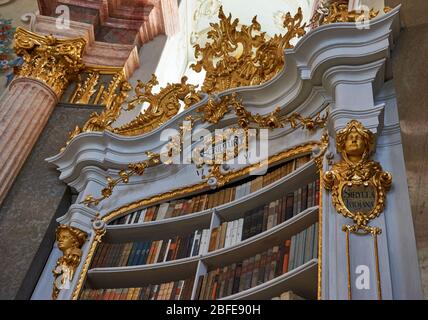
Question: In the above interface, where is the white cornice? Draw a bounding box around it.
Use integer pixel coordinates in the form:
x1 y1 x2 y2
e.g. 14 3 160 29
47 7 401 185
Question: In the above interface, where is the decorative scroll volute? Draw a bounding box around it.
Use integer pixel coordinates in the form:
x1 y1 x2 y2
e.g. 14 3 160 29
112 75 201 136
52 225 87 300
191 6 306 94
13 27 86 97
323 120 392 233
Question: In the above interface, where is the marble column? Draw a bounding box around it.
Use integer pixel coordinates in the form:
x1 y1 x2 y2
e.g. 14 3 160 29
0 79 57 204
0 27 86 206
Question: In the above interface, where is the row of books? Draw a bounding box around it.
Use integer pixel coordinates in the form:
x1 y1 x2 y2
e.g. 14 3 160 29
91 230 212 268
195 223 318 300
79 278 195 300
109 155 311 226
208 180 320 252
92 177 320 268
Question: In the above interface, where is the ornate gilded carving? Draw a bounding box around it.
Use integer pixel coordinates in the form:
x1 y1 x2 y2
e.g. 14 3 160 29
82 150 162 206
196 93 241 124
197 93 329 130
323 120 392 233
100 71 126 107
313 131 329 171
311 0 380 27
81 95 328 206
72 214 106 300
112 75 201 136
64 6 308 145
83 80 132 133
13 27 86 96
233 105 328 131
61 75 132 152
70 72 100 104
190 6 306 94
52 225 87 300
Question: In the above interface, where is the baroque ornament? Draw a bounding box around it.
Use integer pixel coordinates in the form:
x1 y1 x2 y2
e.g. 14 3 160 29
52 225 87 300
191 6 307 94
63 6 307 144
196 93 329 130
310 0 382 27
13 27 86 97
323 120 392 234
112 75 201 136
81 91 328 207
61 71 132 152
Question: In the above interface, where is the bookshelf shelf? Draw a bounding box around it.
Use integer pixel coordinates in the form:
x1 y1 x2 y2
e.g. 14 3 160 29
105 210 212 242
211 160 317 222
104 159 317 242
219 259 318 300
202 206 319 268
87 256 200 289
87 206 318 290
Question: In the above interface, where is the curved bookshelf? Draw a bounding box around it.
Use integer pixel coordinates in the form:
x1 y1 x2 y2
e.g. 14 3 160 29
213 160 317 222
87 256 200 289
105 159 317 242
81 154 320 300
219 259 318 300
202 206 318 268
86 206 318 289
104 210 212 242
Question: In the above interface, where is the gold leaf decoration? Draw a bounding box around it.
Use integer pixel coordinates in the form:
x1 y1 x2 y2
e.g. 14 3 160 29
112 75 201 136
323 120 392 234
190 6 306 94
13 27 86 97
196 93 328 131
71 72 100 104
311 0 380 27
52 225 87 300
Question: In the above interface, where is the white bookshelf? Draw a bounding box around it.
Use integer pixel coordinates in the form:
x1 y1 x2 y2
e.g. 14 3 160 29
82 157 320 300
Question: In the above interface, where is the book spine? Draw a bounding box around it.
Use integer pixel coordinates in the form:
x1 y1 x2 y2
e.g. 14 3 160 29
236 218 244 244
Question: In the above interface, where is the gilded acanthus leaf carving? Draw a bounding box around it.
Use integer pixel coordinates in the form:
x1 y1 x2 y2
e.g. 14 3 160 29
60 73 132 152
190 6 307 94
196 93 328 131
112 75 201 136
71 72 100 104
13 27 86 96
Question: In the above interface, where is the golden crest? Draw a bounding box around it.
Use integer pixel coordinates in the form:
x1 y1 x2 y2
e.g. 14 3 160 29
191 6 306 94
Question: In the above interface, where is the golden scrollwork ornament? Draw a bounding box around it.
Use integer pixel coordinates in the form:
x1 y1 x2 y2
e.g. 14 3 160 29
323 120 392 234
191 6 306 94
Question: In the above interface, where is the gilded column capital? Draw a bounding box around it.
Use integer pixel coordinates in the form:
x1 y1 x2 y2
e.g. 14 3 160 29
13 27 87 97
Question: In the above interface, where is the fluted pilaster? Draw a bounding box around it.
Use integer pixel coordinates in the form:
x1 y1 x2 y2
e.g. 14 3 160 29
0 29 86 206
